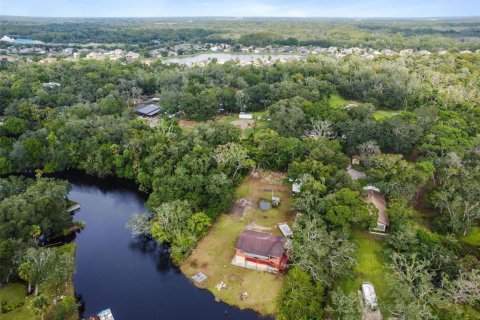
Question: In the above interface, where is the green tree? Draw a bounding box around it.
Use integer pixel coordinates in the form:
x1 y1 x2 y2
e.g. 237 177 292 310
213 142 254 179
292 215 356 286
31 295 49 320
278 266 325 320
269 97 307 137
328 288 362 320
19 247 55 296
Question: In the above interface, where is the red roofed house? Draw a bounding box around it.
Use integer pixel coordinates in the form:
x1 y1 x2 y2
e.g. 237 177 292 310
232 230 288 274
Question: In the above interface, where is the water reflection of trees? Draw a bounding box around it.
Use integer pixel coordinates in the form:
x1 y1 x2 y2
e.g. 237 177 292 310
128 236 172 272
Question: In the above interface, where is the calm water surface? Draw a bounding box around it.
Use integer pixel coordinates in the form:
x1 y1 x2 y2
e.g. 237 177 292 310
162 53 303 65
64 173 267 320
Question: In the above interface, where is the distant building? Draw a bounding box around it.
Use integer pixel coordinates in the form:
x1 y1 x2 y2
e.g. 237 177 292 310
399 49 414 56
42 82 61 89
418 50 432 56
239 112 253 120
232 230 287 274
351 155 361 165
126 51 140 61
135 104 162 117
0 35 14 43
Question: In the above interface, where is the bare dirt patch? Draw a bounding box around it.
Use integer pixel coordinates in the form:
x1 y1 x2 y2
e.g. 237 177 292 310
139 116 159 128
178 119 198 128
231 119 255 130
229 198 254 220
246 220 273 232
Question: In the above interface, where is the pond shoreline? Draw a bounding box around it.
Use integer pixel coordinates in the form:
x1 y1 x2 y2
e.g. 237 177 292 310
56 169 267 320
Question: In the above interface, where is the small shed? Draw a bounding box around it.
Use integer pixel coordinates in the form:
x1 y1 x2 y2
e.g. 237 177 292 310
292 180 303 194
351 155 361 165
239 112 253 120
135 104 162 117
192 272 208 284
271 196 280 207
278 223 293 238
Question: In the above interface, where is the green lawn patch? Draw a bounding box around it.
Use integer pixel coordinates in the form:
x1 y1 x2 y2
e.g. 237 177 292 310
373 109 403 121
338 230 391 314
462 226 480 246
329 94 348 108
0 283 33 320
0 244 78 320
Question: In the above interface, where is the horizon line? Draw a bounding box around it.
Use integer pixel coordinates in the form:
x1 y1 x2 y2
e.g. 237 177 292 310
1 15 480 19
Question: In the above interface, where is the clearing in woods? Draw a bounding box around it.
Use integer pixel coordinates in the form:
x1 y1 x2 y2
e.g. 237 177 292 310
181 170 294 316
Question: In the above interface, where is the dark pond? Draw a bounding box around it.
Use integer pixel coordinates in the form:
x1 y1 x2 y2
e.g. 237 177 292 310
62 172 268 320
258 199 272 211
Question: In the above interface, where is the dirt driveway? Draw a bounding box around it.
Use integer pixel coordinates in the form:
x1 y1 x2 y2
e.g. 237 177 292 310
231 119 254 130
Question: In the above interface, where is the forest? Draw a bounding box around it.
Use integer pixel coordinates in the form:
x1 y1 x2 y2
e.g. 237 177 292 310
0 45 479 319
1 16 480 51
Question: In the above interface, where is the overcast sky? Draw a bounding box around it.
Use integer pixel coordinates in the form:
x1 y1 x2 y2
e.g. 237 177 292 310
1 0 479 18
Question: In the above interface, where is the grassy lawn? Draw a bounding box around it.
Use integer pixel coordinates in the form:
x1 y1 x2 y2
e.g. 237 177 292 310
462 226 480 246
0 283 32 320
181 170 294 316
0 243 77 320
338 230 391 314
373 109 404 120
329 94 348 108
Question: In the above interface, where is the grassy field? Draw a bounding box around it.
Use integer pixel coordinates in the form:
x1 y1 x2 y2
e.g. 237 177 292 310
338 230 391 314
462 226 480 246
181 170 294 316
0 243 77 320
373 109 403 120
0 283 31 320
329 94 349 108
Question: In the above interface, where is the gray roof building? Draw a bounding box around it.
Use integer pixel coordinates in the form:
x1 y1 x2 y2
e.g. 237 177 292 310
135 104 162 117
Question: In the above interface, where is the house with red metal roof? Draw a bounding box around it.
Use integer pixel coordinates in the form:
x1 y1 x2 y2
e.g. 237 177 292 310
231 230 288 274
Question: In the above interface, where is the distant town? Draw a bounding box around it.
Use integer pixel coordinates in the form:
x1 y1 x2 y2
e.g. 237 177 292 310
2 35 479 66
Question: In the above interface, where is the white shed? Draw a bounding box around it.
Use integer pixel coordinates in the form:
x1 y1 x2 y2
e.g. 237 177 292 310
239 113 253 120
292 181 302 194
278 223 293 238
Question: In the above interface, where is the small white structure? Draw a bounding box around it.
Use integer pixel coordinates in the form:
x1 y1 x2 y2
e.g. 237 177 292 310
292 180 302 194
363 185 381 193
43 82 61 89
351 155 361 165
98 308 114 320
239 112 253 120
272 196 280 207
192 272 208 284
362 282 378 310
278 223 293 238
0 35 15 43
